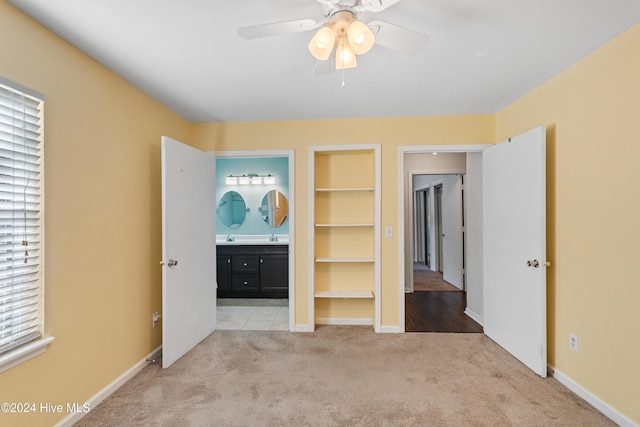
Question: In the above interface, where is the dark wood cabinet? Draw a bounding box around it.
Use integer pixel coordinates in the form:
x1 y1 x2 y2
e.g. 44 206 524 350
260 253 289 292
216 254 232 292
216 245 288 298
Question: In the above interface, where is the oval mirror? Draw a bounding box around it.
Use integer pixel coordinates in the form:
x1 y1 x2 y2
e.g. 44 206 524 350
217 191 248 229
259 190 289 228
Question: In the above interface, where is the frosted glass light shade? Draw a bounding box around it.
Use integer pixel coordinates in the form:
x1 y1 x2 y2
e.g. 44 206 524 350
309 26 336 61
335 39 357 70
238 175 250 185
263 175 276 185
347 20 375 55
251 176 262 184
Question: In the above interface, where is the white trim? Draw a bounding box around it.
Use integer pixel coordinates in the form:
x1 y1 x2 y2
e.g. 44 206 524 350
379 325 403 333
0 76 46 100
401 144 490 154
214 150 293 158
397 151 406 332
316 317 373 326
550 367 639 427
373 145 381 333
464 308 484 326
0 336 55 374
214 149 295 332
308 147 316 329
55 346 162 427
293 324 315 332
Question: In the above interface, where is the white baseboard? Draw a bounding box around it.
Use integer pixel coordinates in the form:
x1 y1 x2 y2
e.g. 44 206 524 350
293 324 314 332
379 325 403 333
550 366 638 427
55 345 162 427
315 317 373 326
464 307 484 326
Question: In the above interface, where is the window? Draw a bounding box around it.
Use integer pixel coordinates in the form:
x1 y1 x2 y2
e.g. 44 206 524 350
0 77 51 372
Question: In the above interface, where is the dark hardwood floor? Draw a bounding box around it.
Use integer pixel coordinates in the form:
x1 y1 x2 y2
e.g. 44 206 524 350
405 291 483 333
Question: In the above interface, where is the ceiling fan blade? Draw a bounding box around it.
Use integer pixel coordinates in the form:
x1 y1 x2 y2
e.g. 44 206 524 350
237 19 318 40
313 59 334 75
354 0 402 13
368 20 430 55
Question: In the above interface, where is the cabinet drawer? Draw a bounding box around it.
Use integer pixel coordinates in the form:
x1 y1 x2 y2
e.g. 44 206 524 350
232 274 259 292
232 255 259 273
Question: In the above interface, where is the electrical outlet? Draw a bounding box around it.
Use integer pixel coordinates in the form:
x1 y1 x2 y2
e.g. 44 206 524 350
152 312 161 328
569 333 578 351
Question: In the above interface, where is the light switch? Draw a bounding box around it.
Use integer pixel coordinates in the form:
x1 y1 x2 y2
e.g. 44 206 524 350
385 226 393 238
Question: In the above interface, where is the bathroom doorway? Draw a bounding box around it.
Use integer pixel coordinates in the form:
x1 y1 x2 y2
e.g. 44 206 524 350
214 150 295 331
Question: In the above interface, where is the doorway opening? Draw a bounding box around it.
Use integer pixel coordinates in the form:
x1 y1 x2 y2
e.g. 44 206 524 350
214 150 295 331
398 146 489 333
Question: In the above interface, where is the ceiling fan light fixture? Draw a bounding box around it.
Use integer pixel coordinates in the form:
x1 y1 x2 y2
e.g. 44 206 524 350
308 26 336 61
335 37 357 70
347 20 375 55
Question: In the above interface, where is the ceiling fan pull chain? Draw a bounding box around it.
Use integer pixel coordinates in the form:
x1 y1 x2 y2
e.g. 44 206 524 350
342 68 346 89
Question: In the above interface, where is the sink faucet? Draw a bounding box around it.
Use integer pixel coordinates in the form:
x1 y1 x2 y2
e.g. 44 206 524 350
269 233 277 242
226 234 234 242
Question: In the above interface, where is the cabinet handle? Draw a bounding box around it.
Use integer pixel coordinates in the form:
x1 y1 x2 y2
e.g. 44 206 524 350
243 281 248 285
260 258 263 263
227 258 231 264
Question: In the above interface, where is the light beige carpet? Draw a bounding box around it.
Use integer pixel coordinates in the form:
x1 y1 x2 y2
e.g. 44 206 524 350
76 326 612 426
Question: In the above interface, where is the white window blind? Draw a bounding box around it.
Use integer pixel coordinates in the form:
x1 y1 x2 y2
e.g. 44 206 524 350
0 79 45 357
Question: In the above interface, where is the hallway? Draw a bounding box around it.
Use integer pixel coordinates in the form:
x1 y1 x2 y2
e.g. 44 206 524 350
406 264 483 333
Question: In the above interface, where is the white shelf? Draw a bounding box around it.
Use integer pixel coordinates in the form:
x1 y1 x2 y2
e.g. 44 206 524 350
315 187 375 192
314 290 374 299
315 257 375 263
315 223 374 227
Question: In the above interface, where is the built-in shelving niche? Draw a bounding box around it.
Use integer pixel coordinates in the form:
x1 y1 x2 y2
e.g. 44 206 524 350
309 145 381 331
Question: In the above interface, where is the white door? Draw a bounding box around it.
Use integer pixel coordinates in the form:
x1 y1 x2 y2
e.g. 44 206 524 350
483 126 547 377
442 175 464 289
161 136 217 368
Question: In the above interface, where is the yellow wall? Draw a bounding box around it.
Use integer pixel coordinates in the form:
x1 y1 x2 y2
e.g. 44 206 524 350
496 23 640 424
0 2 190 426
191 116 494 327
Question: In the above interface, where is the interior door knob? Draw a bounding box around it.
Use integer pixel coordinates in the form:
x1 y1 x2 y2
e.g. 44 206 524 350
527 259 540 268
166 259 178 267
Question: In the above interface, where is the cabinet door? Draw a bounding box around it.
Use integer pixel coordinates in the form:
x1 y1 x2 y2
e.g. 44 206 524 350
216 255 232 291
260 254 289 292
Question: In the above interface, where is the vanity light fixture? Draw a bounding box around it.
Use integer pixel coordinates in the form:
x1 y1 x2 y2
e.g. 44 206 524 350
225 173 276 185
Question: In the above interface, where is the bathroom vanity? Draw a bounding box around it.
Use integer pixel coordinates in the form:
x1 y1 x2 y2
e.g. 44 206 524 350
216 241 288 298
215 163 291 299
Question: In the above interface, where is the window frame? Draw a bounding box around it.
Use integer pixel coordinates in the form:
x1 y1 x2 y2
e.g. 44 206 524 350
0 76 54 373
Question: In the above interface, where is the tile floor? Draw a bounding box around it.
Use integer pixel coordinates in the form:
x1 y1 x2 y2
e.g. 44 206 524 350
216 305 289 331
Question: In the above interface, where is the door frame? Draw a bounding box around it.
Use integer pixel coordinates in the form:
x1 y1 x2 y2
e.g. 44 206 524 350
434 183 444 273
214 150 295 331
397 145 490 332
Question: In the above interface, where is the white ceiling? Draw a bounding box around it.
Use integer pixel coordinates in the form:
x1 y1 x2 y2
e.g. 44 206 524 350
8 0 640 122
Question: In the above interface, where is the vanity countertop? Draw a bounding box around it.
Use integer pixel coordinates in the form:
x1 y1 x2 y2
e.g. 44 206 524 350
216 234 289 245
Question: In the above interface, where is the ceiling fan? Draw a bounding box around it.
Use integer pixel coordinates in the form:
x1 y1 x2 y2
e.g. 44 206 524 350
237 0 430 73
